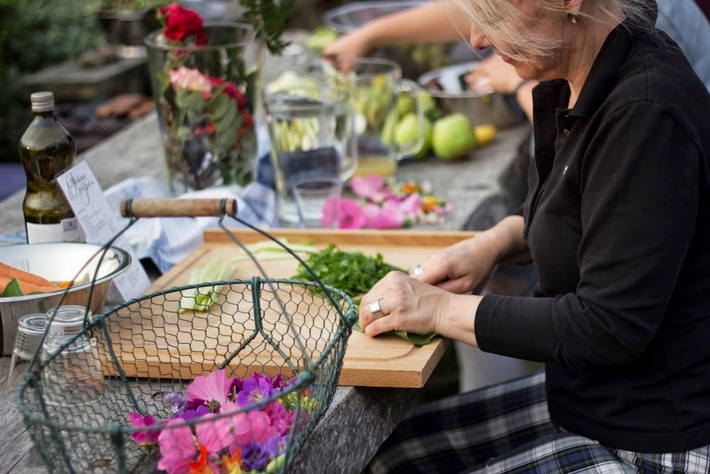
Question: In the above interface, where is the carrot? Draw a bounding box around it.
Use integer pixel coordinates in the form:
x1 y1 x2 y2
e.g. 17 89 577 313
0 276 61 295
0 262 57 288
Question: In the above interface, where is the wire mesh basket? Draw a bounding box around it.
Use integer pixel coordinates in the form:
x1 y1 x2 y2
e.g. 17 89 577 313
16 198 357 474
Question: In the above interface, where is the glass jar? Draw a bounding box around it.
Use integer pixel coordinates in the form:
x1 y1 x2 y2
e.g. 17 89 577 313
42 305 104 406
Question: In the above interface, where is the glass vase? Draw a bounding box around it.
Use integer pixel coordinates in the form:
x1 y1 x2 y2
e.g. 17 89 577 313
145 22 262 194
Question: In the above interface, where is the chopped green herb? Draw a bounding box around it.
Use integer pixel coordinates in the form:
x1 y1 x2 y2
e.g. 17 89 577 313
293 244 405 302
292 244 439 345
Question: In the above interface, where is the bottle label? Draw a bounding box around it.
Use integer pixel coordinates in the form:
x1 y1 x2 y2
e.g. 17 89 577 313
27 217 82 243
62 217 82 242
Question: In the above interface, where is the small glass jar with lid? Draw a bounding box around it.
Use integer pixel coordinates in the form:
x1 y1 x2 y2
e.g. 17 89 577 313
43 305 104 406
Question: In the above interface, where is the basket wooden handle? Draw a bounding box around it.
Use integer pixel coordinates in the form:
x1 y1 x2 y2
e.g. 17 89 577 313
120 199 238 218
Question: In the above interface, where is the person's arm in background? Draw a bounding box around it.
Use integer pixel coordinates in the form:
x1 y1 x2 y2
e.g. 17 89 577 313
466 55 536 123
655 0 710 91
323 1 466 59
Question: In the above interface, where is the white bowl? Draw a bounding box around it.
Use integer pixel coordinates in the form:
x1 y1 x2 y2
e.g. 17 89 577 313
0 242 131 355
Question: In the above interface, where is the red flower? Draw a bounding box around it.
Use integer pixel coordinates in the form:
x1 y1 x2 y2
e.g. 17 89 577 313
159 3 208 45
208 77 247 109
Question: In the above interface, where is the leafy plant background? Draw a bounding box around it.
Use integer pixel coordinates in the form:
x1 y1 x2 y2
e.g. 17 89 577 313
0 0 353 164
0 0 106 163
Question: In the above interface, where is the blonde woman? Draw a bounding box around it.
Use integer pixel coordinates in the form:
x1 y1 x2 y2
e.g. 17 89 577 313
358 0 710 472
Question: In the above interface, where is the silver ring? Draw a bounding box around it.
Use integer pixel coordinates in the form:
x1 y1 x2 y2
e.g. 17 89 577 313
413 265 424 276
369 298 385 319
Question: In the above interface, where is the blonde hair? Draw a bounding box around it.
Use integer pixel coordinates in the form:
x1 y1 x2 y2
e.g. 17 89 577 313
448 0 657 62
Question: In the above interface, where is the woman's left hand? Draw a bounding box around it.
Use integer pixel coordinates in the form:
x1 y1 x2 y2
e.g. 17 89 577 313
359 271 481 346
359 271 448 337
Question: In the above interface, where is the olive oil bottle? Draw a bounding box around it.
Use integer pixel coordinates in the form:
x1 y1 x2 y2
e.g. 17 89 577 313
19 91 81 243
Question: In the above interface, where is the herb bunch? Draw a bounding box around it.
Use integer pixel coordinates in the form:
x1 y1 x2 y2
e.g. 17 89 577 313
293 244 405 303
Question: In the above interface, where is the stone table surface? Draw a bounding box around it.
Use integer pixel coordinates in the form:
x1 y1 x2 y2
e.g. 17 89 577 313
0 109 530 473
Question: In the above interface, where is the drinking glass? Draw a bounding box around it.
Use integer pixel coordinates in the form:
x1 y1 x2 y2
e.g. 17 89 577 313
293 177 342 228
42 305 104 406
264 62 356 225
4 313 48 408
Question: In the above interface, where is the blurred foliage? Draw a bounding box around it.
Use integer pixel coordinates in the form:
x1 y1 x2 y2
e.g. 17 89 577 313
0 0 105 162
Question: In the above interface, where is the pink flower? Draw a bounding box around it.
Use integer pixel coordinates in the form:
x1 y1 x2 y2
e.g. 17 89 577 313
362 202 406 229
223 405 279 448
321 197 341 228
129 412 161 448
395 192 421 217
157 415 234 474
263 401 295 436
351 175 386 201
336 198 367 229
169 67 212 98
186 369 235 411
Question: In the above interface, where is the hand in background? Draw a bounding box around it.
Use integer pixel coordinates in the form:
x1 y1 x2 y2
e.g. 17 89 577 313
465 54 523 95
322 29 374 62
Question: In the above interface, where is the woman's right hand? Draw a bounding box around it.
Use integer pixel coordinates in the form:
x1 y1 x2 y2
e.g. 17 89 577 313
415 215 530 294
414 235 498 294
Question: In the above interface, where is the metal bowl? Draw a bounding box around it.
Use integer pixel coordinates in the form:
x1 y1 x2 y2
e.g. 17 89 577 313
418 61 526 128
0 243 131 355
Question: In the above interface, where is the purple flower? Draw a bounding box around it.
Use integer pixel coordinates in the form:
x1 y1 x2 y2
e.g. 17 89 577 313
241 442 270 471
237 374 274 407
177 404 210 422
163 391 187 415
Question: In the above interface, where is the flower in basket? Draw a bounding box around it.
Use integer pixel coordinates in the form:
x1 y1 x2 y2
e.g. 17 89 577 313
130 369 316 474
145 3 259 193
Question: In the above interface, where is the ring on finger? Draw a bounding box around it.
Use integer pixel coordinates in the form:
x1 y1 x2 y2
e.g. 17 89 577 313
413 265 424 276
369 298 386 319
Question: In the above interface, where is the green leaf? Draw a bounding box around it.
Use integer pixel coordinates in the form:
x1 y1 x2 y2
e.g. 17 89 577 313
1 278 24 297
352 322 439 346
181 92 207 113
215 99 238 131
211 93 231 121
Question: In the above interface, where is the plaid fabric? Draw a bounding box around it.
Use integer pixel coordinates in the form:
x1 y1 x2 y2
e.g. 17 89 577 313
366 371 710 474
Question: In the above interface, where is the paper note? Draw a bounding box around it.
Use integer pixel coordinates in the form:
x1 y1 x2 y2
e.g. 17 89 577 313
56 160 150 300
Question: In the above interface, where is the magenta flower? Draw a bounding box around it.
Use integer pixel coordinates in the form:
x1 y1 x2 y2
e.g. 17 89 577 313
337 198 367 229
129 413 161 448
186 369 235 412
351 175 386 201
157 415 233 474
263 401 295 436
362 202 406 229
232 411 278 447
321 196 341 228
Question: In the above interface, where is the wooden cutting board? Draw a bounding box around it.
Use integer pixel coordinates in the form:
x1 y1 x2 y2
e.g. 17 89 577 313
109 228 477 388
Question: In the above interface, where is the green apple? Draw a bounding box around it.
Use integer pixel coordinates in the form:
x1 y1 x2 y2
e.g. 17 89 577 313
432 113 477 160
394 113 418 146
396 93 414 116
417 90 440 121
380 110 399 147
412 117 433 159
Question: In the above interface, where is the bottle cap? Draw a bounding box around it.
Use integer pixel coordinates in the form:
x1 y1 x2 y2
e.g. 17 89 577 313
30 91 55 113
